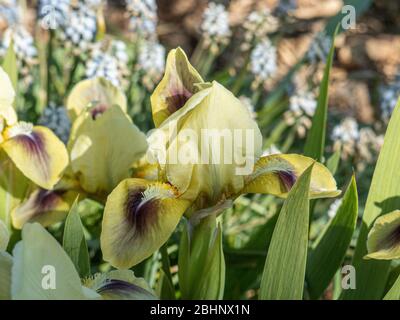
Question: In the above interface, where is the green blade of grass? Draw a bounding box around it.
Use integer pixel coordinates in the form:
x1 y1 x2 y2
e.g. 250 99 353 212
306 175 358 299
259 165 313 300
304 28 337 161
63 198 90 278
341 98 400 300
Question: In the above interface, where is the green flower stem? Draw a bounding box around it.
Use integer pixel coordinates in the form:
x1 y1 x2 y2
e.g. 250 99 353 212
46 30 54 106
231 52 250 95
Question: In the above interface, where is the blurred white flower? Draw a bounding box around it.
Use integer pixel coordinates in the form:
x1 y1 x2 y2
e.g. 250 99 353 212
86 39 129 87
0 26 38 84
307 32 332 64
331 117 359 160
284 89 316 138
201 2 231 49
0 0 19 26
58 3 97 54
379 76 400 122
327 199 342 219
331 117 359 144
127 0 158 40
137 41 165 90
242 9 279 51
39 104 71 144
289 90 317 117
38 0 70 30
250 39 277 83
86 52 120 87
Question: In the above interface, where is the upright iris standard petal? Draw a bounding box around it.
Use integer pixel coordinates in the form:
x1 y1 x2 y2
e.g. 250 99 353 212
68 106 148 197
66 77 127 121
84 270 157 300
2 123 69 190
11 223 100 300
154 81 262 206
0 66 17 126
365 210 400 260
11 188 79 229
241 154 340 199
151 47 204 127
101 178 190 269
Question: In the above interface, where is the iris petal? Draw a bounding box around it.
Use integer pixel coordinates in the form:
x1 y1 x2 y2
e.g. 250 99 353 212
0 66 17 126
241 154 341 199
85 270 157 300
11 188 79 229
101 178 190 269
2 125 68 190
151 47 204 127
366 210 400 260
66 77 127 121
68 106 148 197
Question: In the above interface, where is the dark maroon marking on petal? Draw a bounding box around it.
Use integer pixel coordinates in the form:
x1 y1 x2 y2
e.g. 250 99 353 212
166 86 193 114
277 170 297 192
90 103 109 120
33 189 65 212
125 188 159 235
378 226 400 251
97 279 155 299
14 131 50 180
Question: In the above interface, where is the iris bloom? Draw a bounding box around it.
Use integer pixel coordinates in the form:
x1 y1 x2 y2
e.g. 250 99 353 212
100 48 340 269
366 210 400 260
0 223 155 300
0 67 68 191
12 77 148 229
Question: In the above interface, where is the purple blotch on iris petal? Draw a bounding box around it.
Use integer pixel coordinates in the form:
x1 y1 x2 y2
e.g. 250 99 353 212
97 279 156 299
90 104 109 120
378 226 400 251
166 82 193 114
14 130 50 180
277 170 297 192
125 188 159 235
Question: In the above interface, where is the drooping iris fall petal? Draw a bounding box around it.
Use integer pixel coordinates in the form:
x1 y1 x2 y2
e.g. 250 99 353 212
151 47 204 127
68 106 148 197
84 270 157 300
101 178 190 269
241 154 340 199
2 123 68 190
11 188 79 229
365 210 400 260
66 77 127 121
